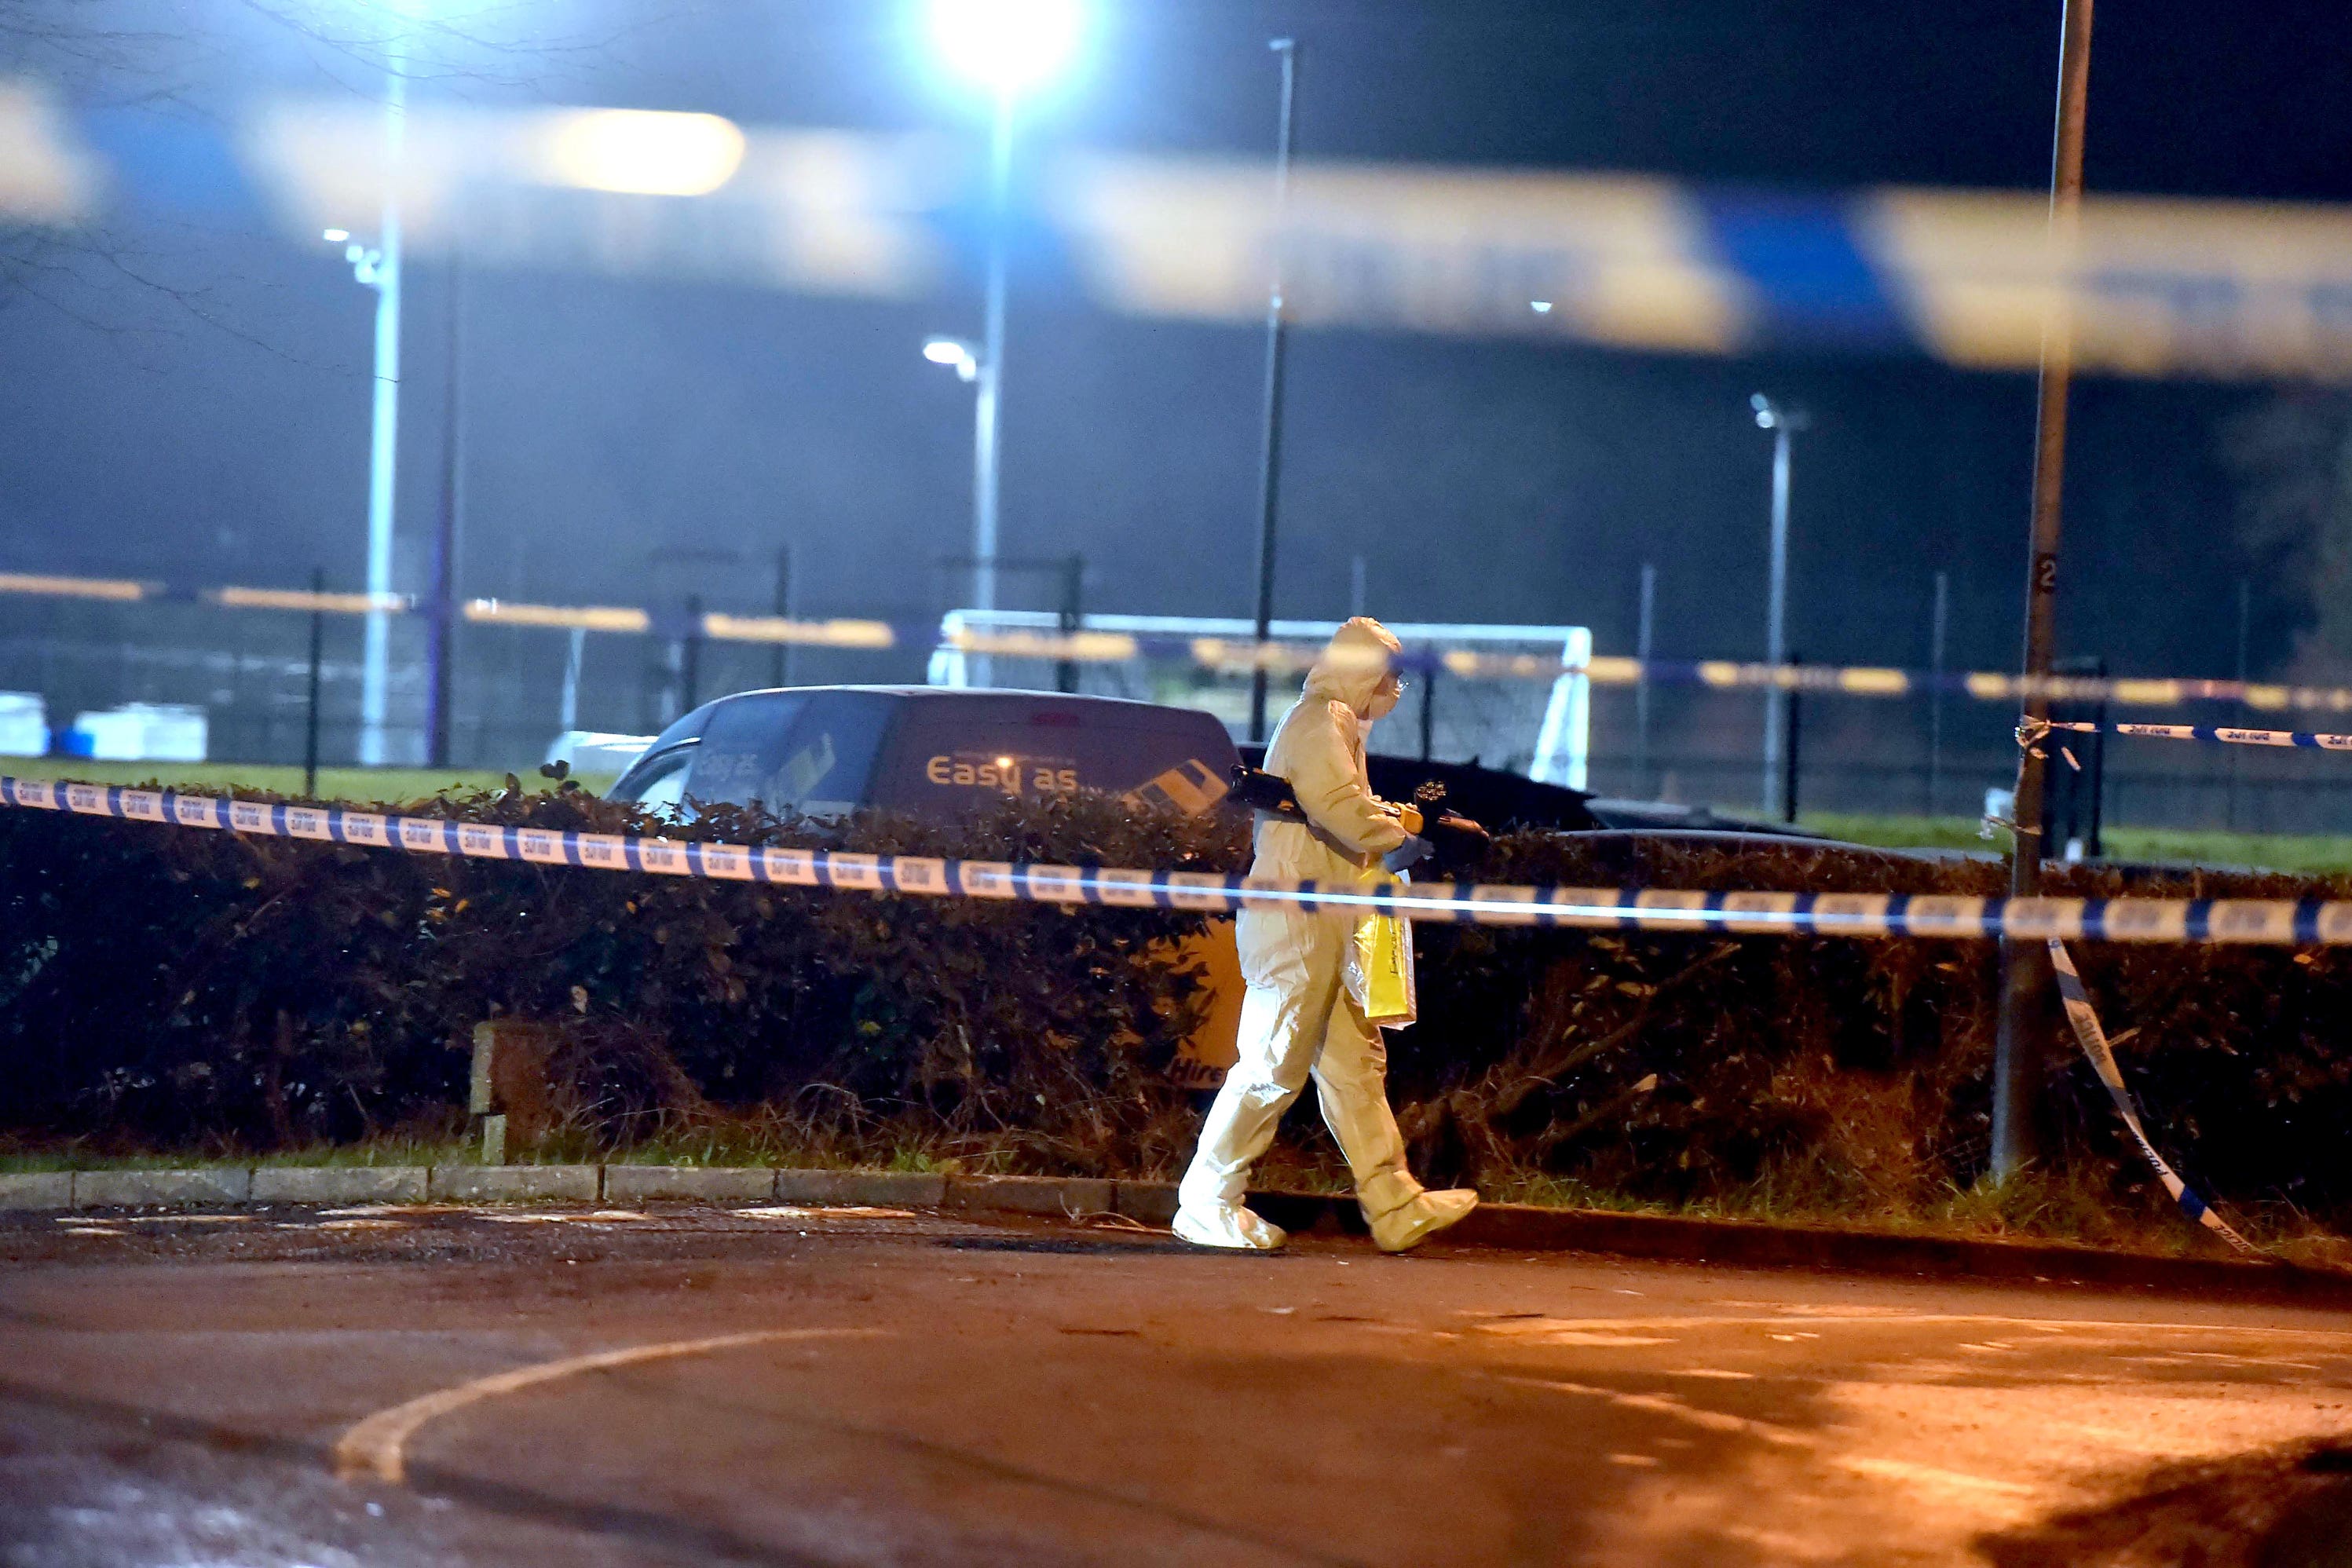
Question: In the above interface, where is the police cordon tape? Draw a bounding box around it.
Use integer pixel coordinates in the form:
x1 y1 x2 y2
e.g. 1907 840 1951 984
2050 720 2352 751
9 773 2352 947
2049 938 2264 1259
11 569 2352 718
19 80 2352 384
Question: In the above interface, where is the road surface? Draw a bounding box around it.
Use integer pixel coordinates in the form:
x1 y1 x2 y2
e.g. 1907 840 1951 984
1 1201 2347 1566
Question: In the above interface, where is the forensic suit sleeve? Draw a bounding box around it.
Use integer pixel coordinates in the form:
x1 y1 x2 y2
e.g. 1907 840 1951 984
1289 700 1411 857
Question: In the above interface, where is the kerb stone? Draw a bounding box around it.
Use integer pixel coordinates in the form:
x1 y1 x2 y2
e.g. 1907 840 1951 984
1112 1180 1180 1226
429 1165 600 1204
770 1169 946 1208
0 1172 72 1211
946 1175 1114 1217
250 1167 428 1205
74 1168 251 1208
604 1166 777 1204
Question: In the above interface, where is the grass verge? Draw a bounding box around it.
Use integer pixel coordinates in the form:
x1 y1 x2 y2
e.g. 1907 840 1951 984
0 758 618 801
1801 809 2352 875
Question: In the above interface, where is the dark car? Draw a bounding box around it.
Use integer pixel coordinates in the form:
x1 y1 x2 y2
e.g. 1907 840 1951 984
608 686 1239 821
1239 744 1831 843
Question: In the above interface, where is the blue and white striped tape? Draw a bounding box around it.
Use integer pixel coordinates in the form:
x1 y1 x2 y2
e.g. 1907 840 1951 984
16 82 2352 382
2047 938 2264 1259
8 775 2352 945
2056 721 2352 752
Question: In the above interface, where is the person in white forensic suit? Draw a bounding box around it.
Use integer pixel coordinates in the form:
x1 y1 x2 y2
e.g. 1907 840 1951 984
1173 616 1479 1253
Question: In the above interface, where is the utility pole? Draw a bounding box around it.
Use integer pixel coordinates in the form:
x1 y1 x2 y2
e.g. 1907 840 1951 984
1992 0 2097 1183
1248 37 1298 744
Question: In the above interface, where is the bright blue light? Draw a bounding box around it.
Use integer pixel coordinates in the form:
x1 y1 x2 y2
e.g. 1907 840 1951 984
927 0 1081 95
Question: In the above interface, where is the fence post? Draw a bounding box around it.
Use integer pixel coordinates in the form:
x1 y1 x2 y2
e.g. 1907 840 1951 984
1927 569 1948 816
1635 562 1656 796
1055 551 1084 694
681 593 704 713
2087 656 2106 858
304 568 325 799
771 543 792 689
1420 655 1437 762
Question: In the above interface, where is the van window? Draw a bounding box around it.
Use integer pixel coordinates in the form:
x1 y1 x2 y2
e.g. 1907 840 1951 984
626 747 695 819
869 696 1238 815
684 691 891 818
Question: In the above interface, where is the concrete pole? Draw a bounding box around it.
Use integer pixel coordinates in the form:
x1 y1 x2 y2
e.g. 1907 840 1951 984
1992 0 2096 1182
1769 415 1797 817
969 87 1013 688
358 48 405 766
1248 38 1298 745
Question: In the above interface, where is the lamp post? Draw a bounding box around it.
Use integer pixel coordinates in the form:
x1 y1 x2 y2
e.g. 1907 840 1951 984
1750 393 1809 818
323 5 421 768
921 333 987 677
926 0 1081 689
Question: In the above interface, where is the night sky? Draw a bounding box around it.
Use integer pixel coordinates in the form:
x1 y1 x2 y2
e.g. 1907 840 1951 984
5 0 2350 773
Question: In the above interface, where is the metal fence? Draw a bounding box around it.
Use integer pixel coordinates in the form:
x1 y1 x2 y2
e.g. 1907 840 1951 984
8 598 2350 839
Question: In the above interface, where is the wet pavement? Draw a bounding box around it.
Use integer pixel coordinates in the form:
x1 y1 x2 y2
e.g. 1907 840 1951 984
1 1201 2347 1566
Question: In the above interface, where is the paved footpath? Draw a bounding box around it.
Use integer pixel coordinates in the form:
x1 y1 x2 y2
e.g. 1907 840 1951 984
1 1202 2347 1567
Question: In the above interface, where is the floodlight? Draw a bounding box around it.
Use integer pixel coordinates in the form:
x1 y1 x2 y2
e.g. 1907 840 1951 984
924 334 980 382
542 109 746 197
1529 300 1553 315
322 227 350 243
928 0 1082 95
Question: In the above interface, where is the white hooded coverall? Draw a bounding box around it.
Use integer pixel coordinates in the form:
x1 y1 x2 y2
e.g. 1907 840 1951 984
1176 619 1470 1248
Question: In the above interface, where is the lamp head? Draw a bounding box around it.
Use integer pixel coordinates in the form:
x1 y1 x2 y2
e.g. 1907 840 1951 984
924 335 981 382
928 0 1082 95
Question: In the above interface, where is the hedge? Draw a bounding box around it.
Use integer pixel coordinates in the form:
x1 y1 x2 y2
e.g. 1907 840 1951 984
2 780 2348 1226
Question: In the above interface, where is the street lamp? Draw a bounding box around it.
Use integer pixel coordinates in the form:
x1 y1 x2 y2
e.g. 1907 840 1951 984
923 334 980 382
928 0 1081 94
1751 393 1810 817
925 0 1083 687
331 191 402 766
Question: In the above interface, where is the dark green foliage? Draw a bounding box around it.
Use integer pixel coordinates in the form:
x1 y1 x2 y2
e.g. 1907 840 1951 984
1398 833 2352 1226
3 790 2349 1229
0 785 1235 1168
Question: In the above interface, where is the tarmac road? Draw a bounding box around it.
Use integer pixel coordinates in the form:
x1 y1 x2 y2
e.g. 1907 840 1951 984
0 1201 2348 1567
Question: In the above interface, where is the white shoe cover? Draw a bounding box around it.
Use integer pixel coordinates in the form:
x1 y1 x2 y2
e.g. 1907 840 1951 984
1368 1188 1478 1253
1172 1202 1288 1252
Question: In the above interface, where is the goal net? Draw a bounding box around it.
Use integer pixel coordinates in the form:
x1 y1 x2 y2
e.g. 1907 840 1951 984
929 612 1590 788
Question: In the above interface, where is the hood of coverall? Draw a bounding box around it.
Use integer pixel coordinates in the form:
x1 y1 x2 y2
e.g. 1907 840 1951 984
1302 617 1403 721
